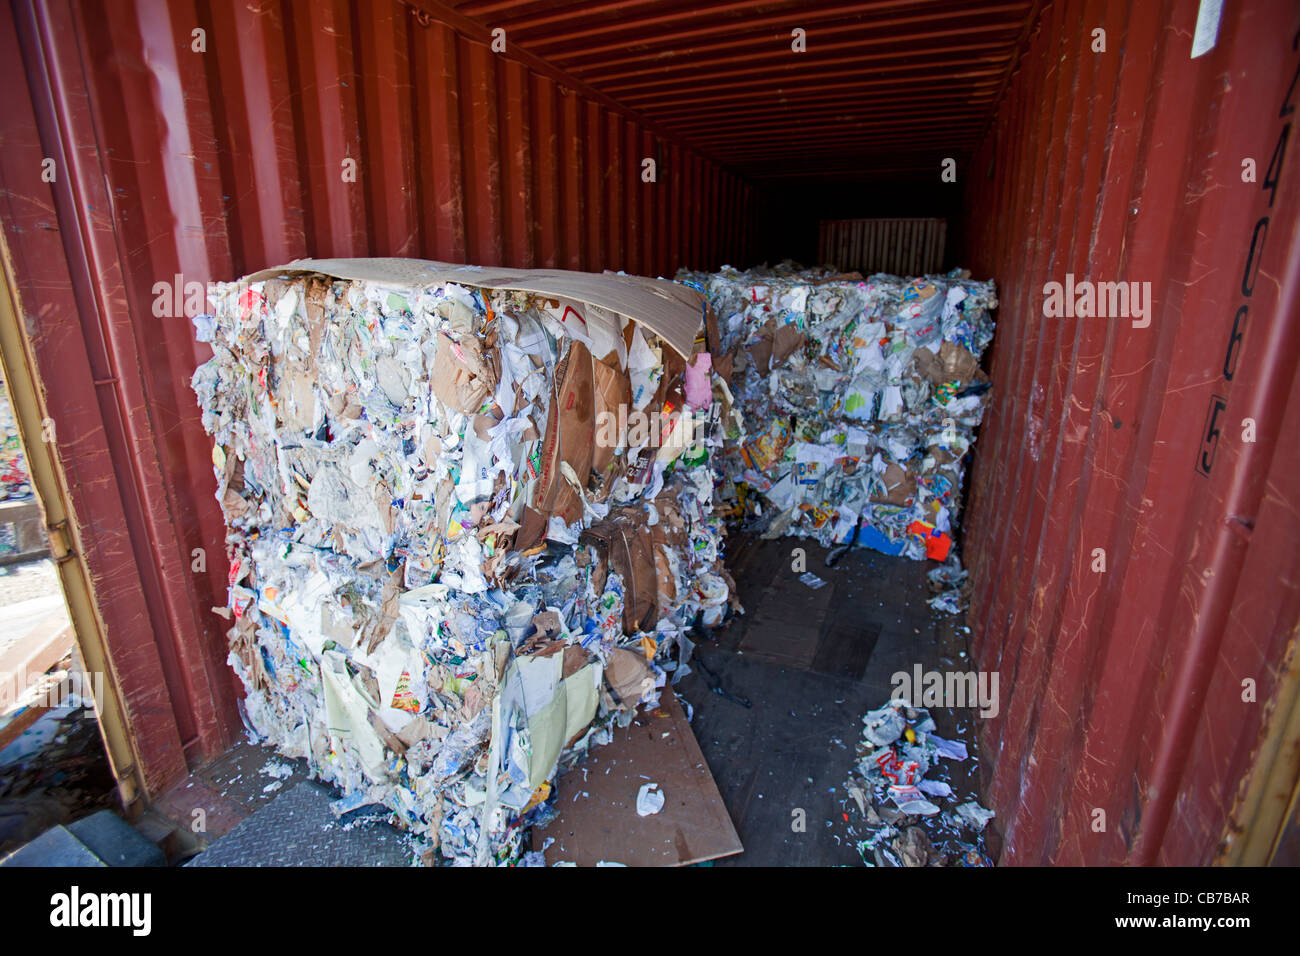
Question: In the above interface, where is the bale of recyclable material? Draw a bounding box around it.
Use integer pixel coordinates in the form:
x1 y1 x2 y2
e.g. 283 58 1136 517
192 259 734 864
678 264 996 561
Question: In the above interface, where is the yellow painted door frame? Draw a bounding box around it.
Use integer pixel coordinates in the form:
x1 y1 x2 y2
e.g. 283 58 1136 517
0 236 144 813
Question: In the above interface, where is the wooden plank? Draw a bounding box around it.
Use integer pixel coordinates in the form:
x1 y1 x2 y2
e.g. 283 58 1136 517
0 702 48 752
537 690 742 866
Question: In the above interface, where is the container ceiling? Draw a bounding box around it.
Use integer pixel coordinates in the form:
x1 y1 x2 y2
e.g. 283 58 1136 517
450 0 1040 182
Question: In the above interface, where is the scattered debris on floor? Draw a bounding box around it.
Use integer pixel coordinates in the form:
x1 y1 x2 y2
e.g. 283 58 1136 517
635 782 664 816
535 689 741 866
0 696 117 857
926 559 971 615
259 760 294 781
842 698 993 866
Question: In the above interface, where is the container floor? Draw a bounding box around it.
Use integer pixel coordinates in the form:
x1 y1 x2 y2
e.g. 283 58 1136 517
162 534 988 866
675 534 986 866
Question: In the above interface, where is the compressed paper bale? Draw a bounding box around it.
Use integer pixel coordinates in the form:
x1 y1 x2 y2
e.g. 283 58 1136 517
192 267 738 865
678 264 996 560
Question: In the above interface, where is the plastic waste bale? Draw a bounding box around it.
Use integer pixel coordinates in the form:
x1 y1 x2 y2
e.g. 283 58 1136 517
677 263 996 561
192 268 736 865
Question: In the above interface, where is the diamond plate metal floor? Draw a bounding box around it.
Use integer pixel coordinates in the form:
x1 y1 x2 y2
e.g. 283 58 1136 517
186 781 414 867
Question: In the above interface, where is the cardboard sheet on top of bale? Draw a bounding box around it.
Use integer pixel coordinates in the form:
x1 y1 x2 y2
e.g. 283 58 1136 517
679 264 996 571
242 258 707 360
192 260 741 866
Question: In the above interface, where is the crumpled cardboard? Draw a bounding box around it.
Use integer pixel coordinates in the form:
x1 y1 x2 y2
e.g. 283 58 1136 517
432 332 496 414
912 340 986 386
581 508 658 635
604 647 655 707
242 256 705 360
533 341 594 527
591 355 631 476
871 462 917 506
745 319 807 373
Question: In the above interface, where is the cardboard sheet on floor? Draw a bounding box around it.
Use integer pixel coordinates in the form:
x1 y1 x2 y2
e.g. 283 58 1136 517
536 691 742 866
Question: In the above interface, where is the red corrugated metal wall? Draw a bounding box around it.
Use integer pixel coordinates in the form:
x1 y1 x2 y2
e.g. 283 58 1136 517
4 0 1298 864
961 0 1300 864
0 0 755 796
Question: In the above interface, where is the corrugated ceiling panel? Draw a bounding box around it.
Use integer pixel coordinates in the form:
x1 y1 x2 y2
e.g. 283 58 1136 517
450 0 1038 181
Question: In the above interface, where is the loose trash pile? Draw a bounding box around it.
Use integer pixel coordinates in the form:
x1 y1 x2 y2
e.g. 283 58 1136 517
192 262 737 865
926 560 971 616
844 698 994 866
678 264 996 562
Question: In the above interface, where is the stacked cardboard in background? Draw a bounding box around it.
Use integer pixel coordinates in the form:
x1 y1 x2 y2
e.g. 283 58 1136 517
192 260 735 865
679 264 996 563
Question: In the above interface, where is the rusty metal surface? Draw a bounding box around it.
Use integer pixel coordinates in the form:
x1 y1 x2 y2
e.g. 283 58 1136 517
961 0 1300 865
450 0 1038 182
0 0 754 797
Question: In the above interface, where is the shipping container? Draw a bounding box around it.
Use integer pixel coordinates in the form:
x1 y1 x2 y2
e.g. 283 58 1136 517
0 0 1296 868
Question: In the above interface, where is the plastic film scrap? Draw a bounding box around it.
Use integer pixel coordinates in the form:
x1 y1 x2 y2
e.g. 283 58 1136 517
191 265 735 865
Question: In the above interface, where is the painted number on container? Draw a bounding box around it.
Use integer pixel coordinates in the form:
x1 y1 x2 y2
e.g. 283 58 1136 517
1196 394 1228 477
1199 28 1299 477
